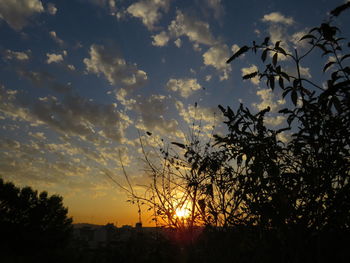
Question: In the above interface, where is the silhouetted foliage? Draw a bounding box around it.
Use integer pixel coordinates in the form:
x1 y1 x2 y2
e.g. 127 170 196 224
0 178 73 262
130 2 350 263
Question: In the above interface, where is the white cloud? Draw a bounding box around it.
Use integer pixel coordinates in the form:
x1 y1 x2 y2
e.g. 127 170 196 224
67 65 76 71
252 88 285 112
251 88 287 127
166 78 202 98
127 0 171 30
231 44 246 59
29 132 47 140
0 0 44 30
168 10 217 47
231 44 240 53
203 44 231 80
175 101 222 132
46 53 63 64
84 44 147 89
262 12 294 25
241 65 259 85
4 49 30 61
290 29 309 48
89 0 116 13
261 12 296 56
115 88 136 110
0 85 130 143
151 31 169 47
47 3 57 15
300 66 311 78
132 94 179 136
49 31 64 46
174 38 182 48
205 0 224 19
264 115 286 126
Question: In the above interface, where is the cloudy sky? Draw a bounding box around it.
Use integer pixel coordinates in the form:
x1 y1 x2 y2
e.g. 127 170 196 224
0 0 349 226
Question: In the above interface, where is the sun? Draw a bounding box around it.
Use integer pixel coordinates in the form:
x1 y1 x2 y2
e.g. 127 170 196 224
175 206 191 218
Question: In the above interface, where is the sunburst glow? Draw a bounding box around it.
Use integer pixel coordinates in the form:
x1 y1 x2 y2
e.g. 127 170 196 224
175 206 191 218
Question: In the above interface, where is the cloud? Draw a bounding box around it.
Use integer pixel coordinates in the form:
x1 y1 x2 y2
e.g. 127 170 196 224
89 0 116 13
0 0 44 30
174 38 182 48
18 70 72 93
262 12 294 25
0 85 130 143
264 115 286 126
84 44 147 89
49 31 64 46
231 44 246 59
205 0 224 19
127 0 171 30
290 29 309 48
115 88 136 110
29 131 47 140
241 65 259 85
46 3 57 15
252 88 285 112
151 31 169 47
175 101 222 132
132 94 179 136
168 10 217 47
3 49 30 61
46 53 63 64
166 78 202 98
67 64 76 71
203 44 231 80
251 88 287 127
300 66 311 78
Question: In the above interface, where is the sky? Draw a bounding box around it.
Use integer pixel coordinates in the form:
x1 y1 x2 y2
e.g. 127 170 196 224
0 0 349 226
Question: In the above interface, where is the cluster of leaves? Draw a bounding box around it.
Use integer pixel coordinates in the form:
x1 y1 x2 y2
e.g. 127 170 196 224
221 5 350 231
122 3 350 262
135 3 350 238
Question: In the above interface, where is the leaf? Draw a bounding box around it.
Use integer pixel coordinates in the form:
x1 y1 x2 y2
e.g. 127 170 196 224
291 90 298 106
330 2 350 17
343 66 350 74
341 54 350 62
243 71 258 80
280 72 290 81
226 46 250 63
263 37 270 46
218 104 226 113
323 61 335 72
272 53 278 66
261 49 268 62
275 46 287 56
278 77 284 89
171 142 185 149
332 97 342 113
269 75 275 90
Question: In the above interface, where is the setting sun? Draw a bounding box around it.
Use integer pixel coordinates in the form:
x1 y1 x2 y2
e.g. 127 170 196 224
175 206 191 218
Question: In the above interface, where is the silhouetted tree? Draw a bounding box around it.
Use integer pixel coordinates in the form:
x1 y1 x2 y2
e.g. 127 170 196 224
0 178 73 262
132 2 350 262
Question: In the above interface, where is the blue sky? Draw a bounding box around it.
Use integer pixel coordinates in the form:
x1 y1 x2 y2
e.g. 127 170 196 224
0 0 349 225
